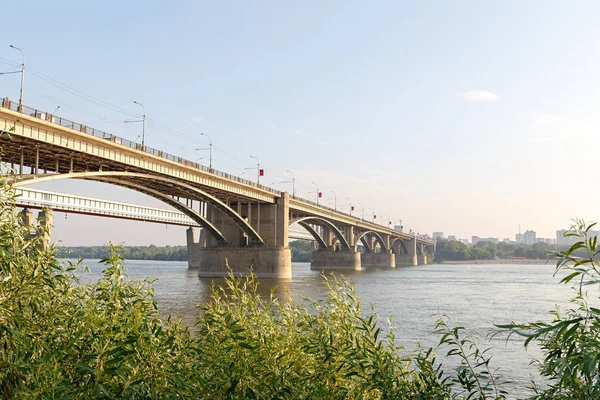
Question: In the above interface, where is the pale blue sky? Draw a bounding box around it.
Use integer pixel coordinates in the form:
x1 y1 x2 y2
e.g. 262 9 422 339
1 1 599 245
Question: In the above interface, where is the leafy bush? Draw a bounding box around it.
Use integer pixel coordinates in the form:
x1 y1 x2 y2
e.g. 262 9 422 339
0 180 197 398
498 219 600 399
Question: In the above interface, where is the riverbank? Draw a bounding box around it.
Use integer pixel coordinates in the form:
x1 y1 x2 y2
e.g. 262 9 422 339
441 258 555 265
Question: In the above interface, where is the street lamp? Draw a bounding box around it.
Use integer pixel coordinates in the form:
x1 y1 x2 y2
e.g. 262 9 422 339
7 45 24 110
286 170 296 196
134 101 145 147
359 203 365 220
330 190 337 210
250 155 261 184
311 181 320 205
196 132 213 169
125 101 146 148
53 105 60 114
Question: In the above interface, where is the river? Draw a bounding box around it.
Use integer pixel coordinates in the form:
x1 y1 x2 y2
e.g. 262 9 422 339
73 259 576 398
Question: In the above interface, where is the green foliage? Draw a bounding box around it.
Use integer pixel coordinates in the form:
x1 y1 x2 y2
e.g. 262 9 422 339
57 244 188 261
195 272 462 399
290 239 314 262
435 318 507 400
58 241 312 262
497 219 600 399
435 239 556 262
0 178 197 398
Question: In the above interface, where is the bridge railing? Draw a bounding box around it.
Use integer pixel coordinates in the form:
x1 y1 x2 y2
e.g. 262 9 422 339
1 97 433 244
2 97 283 196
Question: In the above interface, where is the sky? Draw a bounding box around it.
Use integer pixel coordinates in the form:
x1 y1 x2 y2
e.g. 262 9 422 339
1 1 599 246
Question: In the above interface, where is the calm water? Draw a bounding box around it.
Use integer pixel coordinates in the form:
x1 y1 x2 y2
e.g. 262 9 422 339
73 259 578 398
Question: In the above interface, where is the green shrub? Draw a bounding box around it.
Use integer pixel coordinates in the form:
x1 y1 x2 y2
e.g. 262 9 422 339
498 219 600 399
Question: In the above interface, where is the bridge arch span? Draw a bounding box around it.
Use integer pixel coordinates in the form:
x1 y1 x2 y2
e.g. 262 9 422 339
390 237 409 255
12 171 264 245
354 230 388 252
289 216 351 250
295 221 328 249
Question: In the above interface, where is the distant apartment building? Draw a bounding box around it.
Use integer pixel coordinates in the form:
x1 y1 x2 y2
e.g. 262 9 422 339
447 235 457 241
459 238 470 245
393 225 404 233
471 236 499 245
556 229 600 246
432 232 445 241
536 238 555 245
516 230 536 245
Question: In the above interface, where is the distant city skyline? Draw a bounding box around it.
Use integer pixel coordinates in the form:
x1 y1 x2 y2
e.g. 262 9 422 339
2 2 600 246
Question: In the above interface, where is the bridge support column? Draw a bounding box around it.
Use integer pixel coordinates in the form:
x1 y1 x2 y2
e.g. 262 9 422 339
311 249 361 271
395 238 417 267
191 192 292 278
21 208 34 228
361 251 395 268
193 247 292 278
417 254 428 265
36 209 52 249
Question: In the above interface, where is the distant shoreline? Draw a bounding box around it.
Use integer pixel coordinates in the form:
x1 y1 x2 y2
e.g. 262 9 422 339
440 258 556 265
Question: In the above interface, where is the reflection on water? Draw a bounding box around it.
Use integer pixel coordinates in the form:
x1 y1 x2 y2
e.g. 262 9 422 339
72 259 576 398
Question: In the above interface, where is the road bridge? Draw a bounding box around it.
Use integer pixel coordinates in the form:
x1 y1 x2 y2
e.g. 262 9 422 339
1 97 434 277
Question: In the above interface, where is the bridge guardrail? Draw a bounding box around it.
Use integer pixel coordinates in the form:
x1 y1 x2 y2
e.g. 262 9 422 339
1 97 432 244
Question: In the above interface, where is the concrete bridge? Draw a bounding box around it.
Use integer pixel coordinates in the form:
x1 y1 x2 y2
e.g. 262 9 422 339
0 97 435 278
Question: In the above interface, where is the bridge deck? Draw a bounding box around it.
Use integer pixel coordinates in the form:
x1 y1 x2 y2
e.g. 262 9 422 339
0 98 433 246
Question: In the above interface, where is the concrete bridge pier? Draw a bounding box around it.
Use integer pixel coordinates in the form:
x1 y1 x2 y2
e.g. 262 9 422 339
361 251 395 268
20 208 52 249
417 254 428 265
311 249 361 271
395 237 418 267
192 246 292 278
188 193 293 278
37 209 53 249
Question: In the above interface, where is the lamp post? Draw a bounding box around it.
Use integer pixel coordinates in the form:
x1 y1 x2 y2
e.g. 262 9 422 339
330 190 337 210
359 203 364 220
250 155 261 184
125 101 146 148
196 132 213 169
134 101 145 147
286 170 296 196
53 106 60 114
10 45 24 110
311 181 320 205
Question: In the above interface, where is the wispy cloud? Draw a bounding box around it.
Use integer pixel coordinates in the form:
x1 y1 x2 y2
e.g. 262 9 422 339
457 90 498 102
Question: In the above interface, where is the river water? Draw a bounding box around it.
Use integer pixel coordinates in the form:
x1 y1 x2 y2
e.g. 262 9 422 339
73 259 577 398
